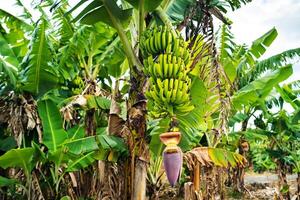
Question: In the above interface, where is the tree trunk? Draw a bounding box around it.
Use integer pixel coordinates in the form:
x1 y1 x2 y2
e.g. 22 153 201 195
233 118 249 193
133 159 147 200
297 173 300 200
127 68 149 200
194 162 201 192
204 167 216 200
184 182 196 200
277 161 291 200
216 168 225 199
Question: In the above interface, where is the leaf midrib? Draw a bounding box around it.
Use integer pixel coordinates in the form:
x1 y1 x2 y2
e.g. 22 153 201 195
35 22 45 95
67 152 94 171
45 101 56 151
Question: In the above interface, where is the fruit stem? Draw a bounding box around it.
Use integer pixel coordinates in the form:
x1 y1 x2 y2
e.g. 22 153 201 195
155 7 175 34
169 116 179 131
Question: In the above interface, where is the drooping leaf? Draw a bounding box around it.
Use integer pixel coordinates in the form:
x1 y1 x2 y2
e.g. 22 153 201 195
0 32 19 86
37 100 68 152
66 152 96 172
185 147 246 168
208 148 228 167
166 0 195 22
247 27 278 62
70 0 132 28
222 0 252 11
233 65 293 109
0 148 35 176
0 176 17 187
228 112 248 127
241 48 300 85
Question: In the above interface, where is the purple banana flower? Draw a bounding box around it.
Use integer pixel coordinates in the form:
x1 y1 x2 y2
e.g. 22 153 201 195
163 151 182 186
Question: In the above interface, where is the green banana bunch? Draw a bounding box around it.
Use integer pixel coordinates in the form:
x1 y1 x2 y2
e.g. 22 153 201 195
140 26 190 64
145 76 194 116
144 54 188 79
141 26 195 117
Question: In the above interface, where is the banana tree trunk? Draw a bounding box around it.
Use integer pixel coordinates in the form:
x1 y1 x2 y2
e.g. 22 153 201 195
277 161 291 200
204 167 216 200
234 119 249 192
128 70 148 200
297 173 300 200
133 159 147 200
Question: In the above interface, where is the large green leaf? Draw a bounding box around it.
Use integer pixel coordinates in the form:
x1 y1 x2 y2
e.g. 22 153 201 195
67 125 85 140
252 48 300 79
66 152 96 172
97 134 128 154
86 95 111 110
0 148 35 176
70 0 132 28
166 0 195 22
0 32 19 86
64 136 99 155
37 100 68 152
276 84 300 110
63 127 128 156
20 19 59 96
176 77 208 151
124 0 163 11
246 28 278 64
232 65 293 109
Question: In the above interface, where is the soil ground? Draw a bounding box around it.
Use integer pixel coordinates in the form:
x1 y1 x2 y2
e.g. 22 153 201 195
228 172 299 200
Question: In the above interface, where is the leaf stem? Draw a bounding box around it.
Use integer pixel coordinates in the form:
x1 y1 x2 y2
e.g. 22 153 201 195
139 0 145 41
102 0 143 70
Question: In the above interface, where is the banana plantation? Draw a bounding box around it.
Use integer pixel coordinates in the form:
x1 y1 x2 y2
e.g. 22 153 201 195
0 0 300 199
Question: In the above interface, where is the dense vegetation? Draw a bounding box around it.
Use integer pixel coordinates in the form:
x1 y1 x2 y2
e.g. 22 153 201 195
0 0 299 199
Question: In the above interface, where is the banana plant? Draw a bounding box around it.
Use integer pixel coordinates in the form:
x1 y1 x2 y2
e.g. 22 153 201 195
216 24 300 193
0 0 264 199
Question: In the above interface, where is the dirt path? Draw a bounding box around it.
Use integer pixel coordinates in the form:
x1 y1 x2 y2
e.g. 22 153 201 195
236 173 299 200
245 173 298 184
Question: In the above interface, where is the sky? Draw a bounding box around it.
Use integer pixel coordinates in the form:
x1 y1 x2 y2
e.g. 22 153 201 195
0 0 299 81
224 0 300 82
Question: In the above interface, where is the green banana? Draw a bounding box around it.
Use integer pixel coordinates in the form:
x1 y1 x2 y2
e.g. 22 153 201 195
169 78 174 91
168 62 174 77
175 103 195 115
163 54 168 77
154 31 161 52
141 26 194 118
166 31 172 53
163 79 169 93
171 79 179 102
166 89 172 103
161 29 167 50
172 62 178 77
154 63 163 78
